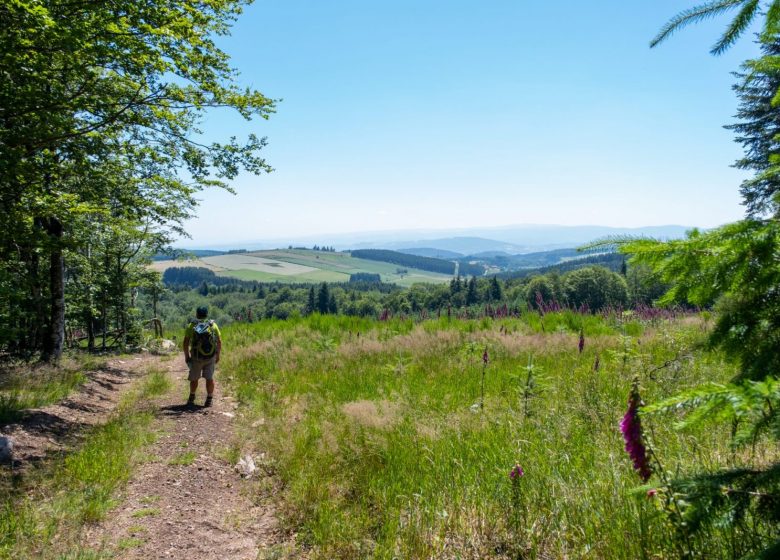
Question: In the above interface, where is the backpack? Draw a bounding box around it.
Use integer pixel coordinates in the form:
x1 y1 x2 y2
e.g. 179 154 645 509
190 320 217 359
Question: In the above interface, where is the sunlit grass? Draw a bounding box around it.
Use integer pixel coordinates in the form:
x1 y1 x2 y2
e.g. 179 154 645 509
0 366 172 559
0 356 107 423
221 312 763 559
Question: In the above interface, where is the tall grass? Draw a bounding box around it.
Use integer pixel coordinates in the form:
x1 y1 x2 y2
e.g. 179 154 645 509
222 312 769 558
0 356 107 423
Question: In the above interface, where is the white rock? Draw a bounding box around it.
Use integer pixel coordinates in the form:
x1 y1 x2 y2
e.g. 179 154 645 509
0 435 13 463
220 412 235 418
235 454 256 477
160 339 177 352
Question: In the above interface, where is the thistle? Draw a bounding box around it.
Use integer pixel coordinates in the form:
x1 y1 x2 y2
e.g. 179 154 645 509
578 329 585 354
620 377 652 482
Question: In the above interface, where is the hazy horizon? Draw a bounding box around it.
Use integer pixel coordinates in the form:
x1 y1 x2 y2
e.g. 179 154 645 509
178 1 757 246
174 222 698 252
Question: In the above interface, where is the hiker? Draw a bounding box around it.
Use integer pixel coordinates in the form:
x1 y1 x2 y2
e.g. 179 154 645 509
183 306 222 407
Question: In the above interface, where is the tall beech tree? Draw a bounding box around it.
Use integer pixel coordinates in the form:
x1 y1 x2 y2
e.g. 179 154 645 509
0 1 274 360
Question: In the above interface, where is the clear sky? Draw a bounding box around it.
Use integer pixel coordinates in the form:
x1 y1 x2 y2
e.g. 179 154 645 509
181 0 762 246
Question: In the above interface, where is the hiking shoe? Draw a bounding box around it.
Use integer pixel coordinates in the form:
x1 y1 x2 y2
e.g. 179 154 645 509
204 396 213 408
186 394 196 407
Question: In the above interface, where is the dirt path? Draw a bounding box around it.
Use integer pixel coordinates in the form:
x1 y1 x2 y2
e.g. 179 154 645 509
85 357 287 559
1 354 155 467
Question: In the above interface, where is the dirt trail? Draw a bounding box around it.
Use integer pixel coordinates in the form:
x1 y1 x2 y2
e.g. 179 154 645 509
86 358 286 559
1 354 154 467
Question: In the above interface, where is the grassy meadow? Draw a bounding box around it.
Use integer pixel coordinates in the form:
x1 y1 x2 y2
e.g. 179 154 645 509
151 249 453 286
222 312 776 559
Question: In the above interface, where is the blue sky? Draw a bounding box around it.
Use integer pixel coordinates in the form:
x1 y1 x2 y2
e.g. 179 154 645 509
183 0 762 246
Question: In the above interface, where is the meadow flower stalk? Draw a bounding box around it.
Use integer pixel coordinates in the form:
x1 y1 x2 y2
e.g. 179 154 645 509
509 462 525 535
578 330 585 354
480 347 489 409
620 377 652 482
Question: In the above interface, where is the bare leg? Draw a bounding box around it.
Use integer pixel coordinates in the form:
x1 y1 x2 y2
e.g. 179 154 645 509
206 379 215 396
190 379 199 394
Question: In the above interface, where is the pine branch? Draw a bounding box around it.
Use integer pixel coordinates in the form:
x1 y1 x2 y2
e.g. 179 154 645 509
711 0 760 55
650 0 747 48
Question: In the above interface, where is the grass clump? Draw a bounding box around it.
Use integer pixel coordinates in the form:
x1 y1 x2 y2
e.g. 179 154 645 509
168 450 197 466
130 507 160 519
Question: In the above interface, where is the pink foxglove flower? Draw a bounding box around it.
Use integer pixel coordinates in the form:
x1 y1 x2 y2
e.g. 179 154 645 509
620 382 652 482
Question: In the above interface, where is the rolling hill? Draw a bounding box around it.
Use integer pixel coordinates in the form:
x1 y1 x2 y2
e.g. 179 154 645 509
150 249 454 287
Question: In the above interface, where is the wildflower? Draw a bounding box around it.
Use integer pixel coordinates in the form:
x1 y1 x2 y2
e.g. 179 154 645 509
578 330 585 354
482 347 489 365
620 379 652 482
646 488 657 499
509 463 524 480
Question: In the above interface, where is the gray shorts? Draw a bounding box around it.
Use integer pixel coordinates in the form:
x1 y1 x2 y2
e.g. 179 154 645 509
188 357 216 381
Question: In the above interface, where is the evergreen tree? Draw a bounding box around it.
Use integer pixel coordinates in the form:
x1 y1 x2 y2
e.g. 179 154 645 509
307 286 316 315
489 276 503 301
328 293 338 314
199 282 209 297
317 283 330 314
589 30 780 557
466 276 479 305
726 39 780 216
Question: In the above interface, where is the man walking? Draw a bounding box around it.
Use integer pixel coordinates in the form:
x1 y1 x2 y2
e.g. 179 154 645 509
183 306 221 407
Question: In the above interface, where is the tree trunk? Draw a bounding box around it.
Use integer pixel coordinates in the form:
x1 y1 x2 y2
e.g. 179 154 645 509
41 217 65 363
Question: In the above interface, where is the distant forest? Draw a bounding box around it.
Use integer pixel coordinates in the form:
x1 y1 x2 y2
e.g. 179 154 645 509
351 249 484 276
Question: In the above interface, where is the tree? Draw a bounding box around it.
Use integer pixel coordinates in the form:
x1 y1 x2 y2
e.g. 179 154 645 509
561 267 628 311
591 20 780 555
625 263 668 306
525 275 557 309
317 283 330 314
726 40 780 216
306 286 316 315
489 276 503 301
466 276 479 306
328 293 338 314
0 1 274 361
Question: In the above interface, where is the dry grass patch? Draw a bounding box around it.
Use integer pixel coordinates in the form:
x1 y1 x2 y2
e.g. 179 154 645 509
341 399 401 430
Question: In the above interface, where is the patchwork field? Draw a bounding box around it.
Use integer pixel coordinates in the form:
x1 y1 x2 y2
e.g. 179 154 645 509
152 249 453 286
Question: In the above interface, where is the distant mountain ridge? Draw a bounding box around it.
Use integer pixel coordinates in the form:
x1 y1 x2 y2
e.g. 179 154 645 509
348 225 690 256
177 224 694 256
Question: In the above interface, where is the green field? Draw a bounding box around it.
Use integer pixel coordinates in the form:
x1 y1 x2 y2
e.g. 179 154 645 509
152 249 453 286
221 313 778 559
